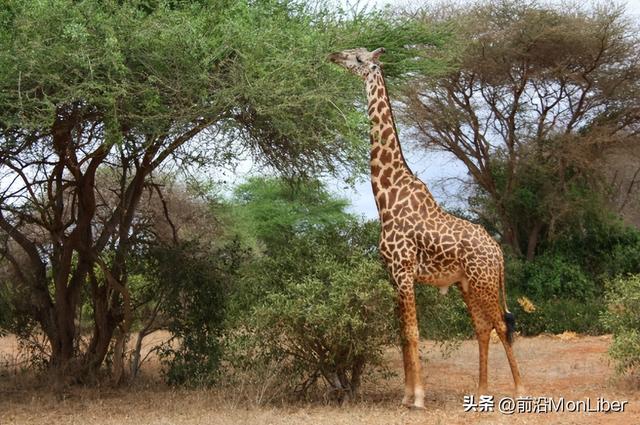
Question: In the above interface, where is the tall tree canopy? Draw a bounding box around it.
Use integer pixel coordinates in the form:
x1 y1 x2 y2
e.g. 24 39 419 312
401 0 640 259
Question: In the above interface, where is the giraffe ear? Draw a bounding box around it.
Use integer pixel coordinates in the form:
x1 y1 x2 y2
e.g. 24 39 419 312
327 52 343 63
371 47 385 60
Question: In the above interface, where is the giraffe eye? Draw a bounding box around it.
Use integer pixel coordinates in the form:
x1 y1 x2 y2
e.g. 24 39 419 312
356 56 363 64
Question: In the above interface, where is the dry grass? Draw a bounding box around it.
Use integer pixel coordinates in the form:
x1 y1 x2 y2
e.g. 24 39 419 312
1 333 639 424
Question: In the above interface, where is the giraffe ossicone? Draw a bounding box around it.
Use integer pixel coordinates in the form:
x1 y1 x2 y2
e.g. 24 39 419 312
329 47 524 409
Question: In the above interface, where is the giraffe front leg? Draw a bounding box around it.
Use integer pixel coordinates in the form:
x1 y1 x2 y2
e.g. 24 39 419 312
476 328 490 395
397 283 424 409
400 339 414 407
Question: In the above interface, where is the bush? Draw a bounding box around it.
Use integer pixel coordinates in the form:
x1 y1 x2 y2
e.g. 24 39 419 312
410 252 606 341
0 271 51 368
500 254 605 335
414 278 605 340
600 274 640 375
551 217 640 280
511 297 605 335
496 219 640 336
224 222 397 403
521 253 597 301
254 258 395 400
148 241 246 386
415 285 473 344
604 239 640 280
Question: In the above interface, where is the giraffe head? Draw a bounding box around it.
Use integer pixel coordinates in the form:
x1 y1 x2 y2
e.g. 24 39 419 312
327 47 385 79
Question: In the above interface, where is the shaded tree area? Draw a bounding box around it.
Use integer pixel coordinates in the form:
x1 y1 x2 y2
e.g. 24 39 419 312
228 177 351 252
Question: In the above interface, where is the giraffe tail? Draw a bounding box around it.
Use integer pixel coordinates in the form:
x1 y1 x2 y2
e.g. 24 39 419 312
504 311 516 345
500 261 516 345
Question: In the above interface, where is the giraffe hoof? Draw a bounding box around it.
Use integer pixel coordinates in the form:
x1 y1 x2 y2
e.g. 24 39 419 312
477 387 489 396
401 396 413 408
408 404 426 411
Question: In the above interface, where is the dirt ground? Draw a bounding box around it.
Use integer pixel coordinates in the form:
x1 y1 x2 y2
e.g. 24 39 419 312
1 333 638 425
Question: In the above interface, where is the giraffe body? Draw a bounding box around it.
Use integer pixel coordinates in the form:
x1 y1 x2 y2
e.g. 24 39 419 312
329 47 523 409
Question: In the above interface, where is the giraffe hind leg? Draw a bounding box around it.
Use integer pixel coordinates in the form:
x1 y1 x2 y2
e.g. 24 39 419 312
473 317 492 395
491 309 525 394
459 285 492 394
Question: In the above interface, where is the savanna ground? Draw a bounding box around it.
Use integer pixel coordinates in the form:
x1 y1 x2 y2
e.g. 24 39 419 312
1 332 638 425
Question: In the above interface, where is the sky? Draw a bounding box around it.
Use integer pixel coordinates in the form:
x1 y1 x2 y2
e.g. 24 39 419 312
361 0 640 15
325 138 467 220
327 0 640 219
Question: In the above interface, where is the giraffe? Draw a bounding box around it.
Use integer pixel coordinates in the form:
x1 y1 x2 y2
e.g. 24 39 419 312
328 47 524 409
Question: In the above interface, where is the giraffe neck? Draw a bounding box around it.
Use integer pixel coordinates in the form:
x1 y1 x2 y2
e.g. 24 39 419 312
365 69 414 207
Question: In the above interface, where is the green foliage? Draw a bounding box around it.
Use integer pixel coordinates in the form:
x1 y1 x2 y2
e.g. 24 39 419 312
500 219 640 336
0 0 450 379
606 241 640 280
502 253 607 335
0 0 419 175
0 267 40 343
224 181 396 399
216 0 370 174
1 0 222 130
229 177 350 252
470 149 613 260
395 253 609 342
331 7 452 80
551 217 640 279
511 297 605 336
148 241 246 386
243 251 396 400
521 253 596 301
601 275 640 374
415 286 473 344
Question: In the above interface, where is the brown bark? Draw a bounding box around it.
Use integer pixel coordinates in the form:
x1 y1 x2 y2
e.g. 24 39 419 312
526 222 544 262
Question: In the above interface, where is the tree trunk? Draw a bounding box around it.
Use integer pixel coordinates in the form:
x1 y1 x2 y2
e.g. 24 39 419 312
130 331 145 379
526 222 544 261
82 323 118 381
111 327 127 385
83 273 120 379
350 356 365 399
44 281 81 379
502 220 522 257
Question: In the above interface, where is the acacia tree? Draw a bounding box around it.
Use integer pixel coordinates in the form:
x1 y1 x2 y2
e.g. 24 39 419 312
0 0 375 380
401 1 640 259
0 0 450 378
